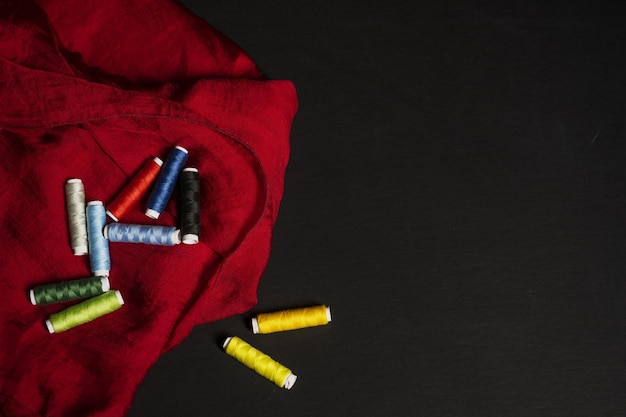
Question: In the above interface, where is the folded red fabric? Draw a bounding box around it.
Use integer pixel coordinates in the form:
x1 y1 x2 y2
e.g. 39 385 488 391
0 1 298 416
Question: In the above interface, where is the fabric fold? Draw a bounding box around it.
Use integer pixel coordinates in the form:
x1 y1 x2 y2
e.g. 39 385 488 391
0 1 298 416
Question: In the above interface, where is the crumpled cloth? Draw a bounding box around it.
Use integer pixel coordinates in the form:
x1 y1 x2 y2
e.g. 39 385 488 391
0 1 298 415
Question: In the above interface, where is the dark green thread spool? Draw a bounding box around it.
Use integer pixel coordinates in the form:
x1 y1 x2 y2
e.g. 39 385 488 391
29 276 110 306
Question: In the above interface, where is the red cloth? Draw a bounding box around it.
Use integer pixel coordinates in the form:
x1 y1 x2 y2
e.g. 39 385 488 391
0 1 297 416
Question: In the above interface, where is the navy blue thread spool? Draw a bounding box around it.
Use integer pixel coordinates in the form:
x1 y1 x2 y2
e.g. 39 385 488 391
178 167 200 244
86 201 110 276
104 223 181 246
145 146 188 219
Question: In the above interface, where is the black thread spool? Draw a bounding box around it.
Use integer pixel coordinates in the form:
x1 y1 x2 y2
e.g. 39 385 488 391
179 167 200 244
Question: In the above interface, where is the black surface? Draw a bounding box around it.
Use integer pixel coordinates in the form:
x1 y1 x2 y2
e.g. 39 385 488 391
128 2 626 415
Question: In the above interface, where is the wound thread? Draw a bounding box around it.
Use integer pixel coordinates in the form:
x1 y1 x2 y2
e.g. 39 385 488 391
178 167 200 244
251 305 332 334
223 336 297 390
107 157 163 221
104 223 180 246
30 276 110 306
145 146 188 219
65 179 88 255
46 290 124 333
86 201 110 276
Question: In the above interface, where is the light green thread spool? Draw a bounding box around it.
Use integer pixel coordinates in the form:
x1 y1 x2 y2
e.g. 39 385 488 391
30 276 109 306
46 290 124 334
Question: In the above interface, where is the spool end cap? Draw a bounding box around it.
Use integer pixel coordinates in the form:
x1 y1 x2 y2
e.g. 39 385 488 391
222 336 233 349
101 276 110 292
145 208 160 219
115 290 124 305
182 234 199 245
251 317 259 334
173 230 182 245
73 245 88 256
284 373 297 390
105 211 119 222
175 145 189 154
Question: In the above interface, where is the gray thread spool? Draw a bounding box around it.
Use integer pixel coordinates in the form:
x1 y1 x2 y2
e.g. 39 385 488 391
65 179 88 256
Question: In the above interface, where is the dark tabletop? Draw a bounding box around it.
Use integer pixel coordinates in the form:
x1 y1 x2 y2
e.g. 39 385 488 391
128 1 626 415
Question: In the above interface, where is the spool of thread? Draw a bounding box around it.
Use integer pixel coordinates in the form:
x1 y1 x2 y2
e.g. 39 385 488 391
65 178 88 255
251 305 332 334
30 276 110 306
145 146 188 219
106 157 163 222
178 167 200 244
223 336 297 390
86 201 110 276
46 290 124 333
104 223 181 246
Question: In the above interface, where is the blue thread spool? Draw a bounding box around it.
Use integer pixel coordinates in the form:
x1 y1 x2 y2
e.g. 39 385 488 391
104 223 181 246
145 146 188 219
86 201 110 276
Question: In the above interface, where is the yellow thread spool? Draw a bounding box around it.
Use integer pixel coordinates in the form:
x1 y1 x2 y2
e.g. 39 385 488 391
223 336 297 390
251 305 332 334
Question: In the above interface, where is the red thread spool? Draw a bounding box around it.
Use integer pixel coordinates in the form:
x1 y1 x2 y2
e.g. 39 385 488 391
106 157 163 222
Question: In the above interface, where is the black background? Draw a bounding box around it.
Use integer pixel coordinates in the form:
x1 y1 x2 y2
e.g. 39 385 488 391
128 1 626 415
